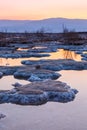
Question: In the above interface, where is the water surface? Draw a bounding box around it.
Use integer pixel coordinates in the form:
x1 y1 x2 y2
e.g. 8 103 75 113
0 47 87 130
0 76 29 90
0 49 81 66
0 71 87 130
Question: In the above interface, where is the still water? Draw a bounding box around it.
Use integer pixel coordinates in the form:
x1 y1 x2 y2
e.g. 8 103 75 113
0 76 29 90
0 49 81 66
0 70 87 130
0 47 87 130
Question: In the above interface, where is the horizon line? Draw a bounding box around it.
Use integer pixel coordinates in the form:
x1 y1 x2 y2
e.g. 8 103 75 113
0 17 87 21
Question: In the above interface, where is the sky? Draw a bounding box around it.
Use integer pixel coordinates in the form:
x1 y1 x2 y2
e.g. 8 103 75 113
0 0 87 20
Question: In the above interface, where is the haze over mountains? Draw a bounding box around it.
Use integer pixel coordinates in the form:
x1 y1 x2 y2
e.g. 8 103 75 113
0 18 87 33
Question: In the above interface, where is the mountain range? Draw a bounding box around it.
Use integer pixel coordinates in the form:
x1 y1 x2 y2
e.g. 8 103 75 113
0 18 87 33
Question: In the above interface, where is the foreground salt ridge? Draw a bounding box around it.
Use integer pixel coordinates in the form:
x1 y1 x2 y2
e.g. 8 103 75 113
21 59 87 71
0 66 61 81
0 59 87 80
0 45 81 119
0 80 78 105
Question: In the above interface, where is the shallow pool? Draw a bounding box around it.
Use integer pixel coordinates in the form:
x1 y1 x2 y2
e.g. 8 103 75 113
0 49 81 66
0 70 87 130
0 76 29 90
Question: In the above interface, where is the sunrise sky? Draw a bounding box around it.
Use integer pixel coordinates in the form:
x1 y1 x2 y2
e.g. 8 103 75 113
0 0 87 20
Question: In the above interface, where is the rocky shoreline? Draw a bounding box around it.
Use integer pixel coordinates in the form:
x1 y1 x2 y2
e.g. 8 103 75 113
0 40 84 118
1 32 87 121
0 66 61 80
21 59 87 71
0 58 87 80
1 42 87 107
0 80 78 105
0 59 80 106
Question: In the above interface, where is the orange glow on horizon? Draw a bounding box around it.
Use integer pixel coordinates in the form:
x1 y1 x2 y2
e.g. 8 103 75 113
0 0 87 20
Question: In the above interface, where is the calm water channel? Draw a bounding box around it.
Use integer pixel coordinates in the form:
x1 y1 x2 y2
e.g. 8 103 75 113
0 49 87 130
0 49 81 66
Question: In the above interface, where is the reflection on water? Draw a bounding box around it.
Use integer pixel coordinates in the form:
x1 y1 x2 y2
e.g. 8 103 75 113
0 46 86 130
17 48 28 51
0 49 81 66
48 49 81 61
0 76 29 90
0 71 87 130
83 51 87 54
32 46 47 49
0 40 86 130
59 70 87 99
0 58 31 66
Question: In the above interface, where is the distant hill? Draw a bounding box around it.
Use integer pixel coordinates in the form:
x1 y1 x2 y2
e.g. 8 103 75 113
0 18 87 33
